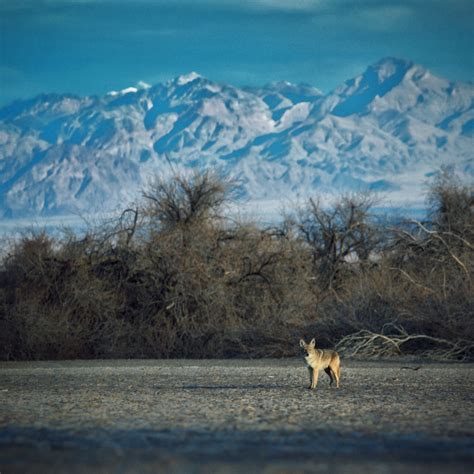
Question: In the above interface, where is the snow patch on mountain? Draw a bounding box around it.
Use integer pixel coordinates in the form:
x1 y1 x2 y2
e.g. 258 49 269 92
177 72 202 85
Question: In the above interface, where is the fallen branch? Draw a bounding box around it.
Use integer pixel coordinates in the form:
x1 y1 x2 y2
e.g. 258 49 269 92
335 326 474 361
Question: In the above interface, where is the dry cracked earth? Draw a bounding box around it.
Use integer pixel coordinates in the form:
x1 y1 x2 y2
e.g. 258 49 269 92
0 359 473 473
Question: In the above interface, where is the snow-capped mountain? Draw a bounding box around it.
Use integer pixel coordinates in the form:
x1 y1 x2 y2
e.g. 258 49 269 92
0 57 472 218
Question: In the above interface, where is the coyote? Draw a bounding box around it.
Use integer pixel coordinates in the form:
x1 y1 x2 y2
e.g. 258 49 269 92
299 338 341 389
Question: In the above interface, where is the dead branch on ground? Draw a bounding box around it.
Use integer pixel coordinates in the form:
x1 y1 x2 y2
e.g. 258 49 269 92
335 324 474 361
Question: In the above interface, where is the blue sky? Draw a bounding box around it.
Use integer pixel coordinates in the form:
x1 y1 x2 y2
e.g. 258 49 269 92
0 0 473 105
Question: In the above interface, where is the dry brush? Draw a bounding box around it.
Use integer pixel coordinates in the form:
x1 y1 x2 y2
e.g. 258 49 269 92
0 171 472 360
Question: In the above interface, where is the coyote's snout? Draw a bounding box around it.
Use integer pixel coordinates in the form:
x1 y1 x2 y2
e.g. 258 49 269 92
300 338 341 389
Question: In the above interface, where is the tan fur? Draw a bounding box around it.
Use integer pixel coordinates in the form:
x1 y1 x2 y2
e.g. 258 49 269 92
299 338 341 389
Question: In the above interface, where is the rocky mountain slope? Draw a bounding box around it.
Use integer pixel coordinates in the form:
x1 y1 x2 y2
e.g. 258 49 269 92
0 58 472 218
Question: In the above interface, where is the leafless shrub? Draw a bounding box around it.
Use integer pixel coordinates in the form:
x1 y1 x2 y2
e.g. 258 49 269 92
142 170 231 230
292 194 380 289
427 168 474 240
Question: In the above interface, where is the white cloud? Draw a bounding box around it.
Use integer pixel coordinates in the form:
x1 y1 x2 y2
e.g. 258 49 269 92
253 0 324 11
355 5 414 31
311 3 415 33
3 0 325 11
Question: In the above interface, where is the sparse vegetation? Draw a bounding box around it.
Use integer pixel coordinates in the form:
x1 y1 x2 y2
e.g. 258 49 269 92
0 171 472 360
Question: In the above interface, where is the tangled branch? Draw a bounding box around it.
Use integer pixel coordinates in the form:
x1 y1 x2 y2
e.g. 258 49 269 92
336 324 474 361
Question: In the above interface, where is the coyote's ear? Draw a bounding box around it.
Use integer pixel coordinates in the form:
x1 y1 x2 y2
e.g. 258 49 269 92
309 338 316 347
299 339 306 348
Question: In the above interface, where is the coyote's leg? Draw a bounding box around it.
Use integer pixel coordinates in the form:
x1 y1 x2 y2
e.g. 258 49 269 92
329 355 341 388
332 364 340 388
311 368 319 389
307 367 313 389
324 368 334 386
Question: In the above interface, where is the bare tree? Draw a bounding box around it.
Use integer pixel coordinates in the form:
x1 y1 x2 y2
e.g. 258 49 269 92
391 171 473 279
142 170 231 230
427 169 474 243
295 193 379 288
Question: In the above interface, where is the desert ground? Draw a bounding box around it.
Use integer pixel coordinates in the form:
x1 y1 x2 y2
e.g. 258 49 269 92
0 359 473 473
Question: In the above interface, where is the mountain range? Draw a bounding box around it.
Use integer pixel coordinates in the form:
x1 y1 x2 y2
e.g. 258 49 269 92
0 57 472 219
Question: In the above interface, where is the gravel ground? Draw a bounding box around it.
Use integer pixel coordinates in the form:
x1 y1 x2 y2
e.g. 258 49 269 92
0 359 473 473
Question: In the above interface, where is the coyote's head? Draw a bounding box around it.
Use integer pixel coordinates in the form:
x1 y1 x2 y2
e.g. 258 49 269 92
299 338 316 356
